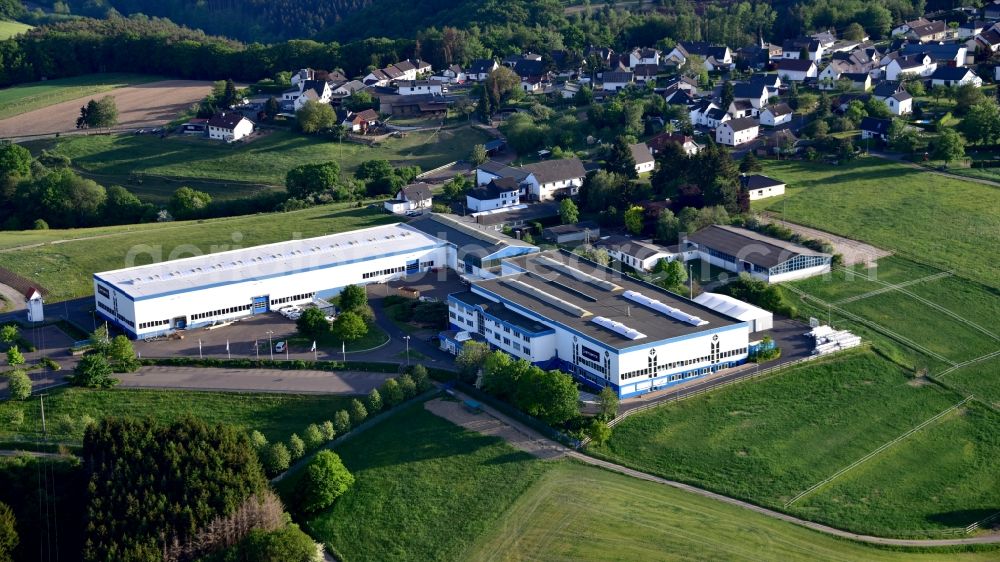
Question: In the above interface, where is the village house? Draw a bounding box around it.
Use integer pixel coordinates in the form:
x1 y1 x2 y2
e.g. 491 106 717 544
715 117 759 146
467 59 499 81
930 67 982 87
740 174 786 201
341 109 379 133
207 112 254 142
602 71 635 91
860 116 892 142
885 54 937 81
775 59 818 82
759 104 793 127
467 178 521 213
630 143 655 174
647 132 703 155
398 80 444 96
384 183 433 214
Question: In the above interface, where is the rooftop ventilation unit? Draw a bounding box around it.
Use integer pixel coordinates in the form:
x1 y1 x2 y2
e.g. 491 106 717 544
501 278 591 318
534 256 621 292
591 316 647 340
622 290 708 326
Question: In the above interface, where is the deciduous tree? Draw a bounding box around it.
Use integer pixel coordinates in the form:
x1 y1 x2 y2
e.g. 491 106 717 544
296 450 354 513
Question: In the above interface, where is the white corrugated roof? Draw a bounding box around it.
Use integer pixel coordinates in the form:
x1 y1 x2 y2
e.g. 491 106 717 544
96 223 442 300
693 292 772 322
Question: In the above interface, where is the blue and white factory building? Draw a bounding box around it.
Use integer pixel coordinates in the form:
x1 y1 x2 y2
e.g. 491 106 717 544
444 250 754 398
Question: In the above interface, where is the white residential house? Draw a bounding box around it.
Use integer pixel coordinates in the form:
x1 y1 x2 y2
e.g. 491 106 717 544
885 54 937 81
630 143 655 175
25 287 43 323
781 38 825 61
384 183 433 214
647 132 702 156
467 59 499 81
441 64 466 83
628 48 661 68
602 71 634 91
704 108 730 129
207 112 254 142
594 236 676 272
290 68 315 87
398 80 444 96
689 100 719 127
930 67 983 88
521 158 587 201
733 83 769 112
715 117 759 146
775 59 818 82
467 178 521 212
740 174 786 201
759 104 793 127
884 91 913 116
342 109 379 133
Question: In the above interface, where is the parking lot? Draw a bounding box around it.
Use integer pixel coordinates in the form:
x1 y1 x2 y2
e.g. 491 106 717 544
133 313 303 360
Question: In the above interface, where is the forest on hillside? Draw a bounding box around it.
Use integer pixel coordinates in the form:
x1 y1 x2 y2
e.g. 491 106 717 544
47 0 933 44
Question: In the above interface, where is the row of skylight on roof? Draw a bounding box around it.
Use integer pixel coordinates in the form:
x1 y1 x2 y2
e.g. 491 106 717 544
622 290 708 326
501 278 591 318
591 316 647 340
534 256 621 292
124 231 415 286
524 271 598 302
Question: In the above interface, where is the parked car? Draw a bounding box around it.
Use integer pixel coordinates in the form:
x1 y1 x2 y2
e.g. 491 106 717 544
274 341 286 353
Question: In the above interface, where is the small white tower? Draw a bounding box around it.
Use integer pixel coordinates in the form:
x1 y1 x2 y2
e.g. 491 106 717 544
25 287 44 323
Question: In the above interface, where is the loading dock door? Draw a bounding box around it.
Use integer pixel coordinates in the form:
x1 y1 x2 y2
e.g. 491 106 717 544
253 296 269 314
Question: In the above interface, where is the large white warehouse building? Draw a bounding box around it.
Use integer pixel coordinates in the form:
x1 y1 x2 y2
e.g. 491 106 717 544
94 218 538 340
94 224 448 339
444 251 753 398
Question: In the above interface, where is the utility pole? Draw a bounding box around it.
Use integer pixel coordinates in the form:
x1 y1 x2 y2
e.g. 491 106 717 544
404 335 411 366
688 264 694 299
40 394 47 436
267 331 274 361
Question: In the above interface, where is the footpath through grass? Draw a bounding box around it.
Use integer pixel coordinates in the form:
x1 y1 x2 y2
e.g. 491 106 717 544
0 203 397 301
758 158 1000 289
590 349 1000 536
48 126 489 186
0 73 161 120
0 386 355 444
300 403 551 562
467 462 998 562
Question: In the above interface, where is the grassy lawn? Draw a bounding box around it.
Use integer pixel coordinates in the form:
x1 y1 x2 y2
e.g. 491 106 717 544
588 349 1000 535
47 126 489 187
0 203 397 301
0 73 161 120
0 20 31 40
757 158 1000 289
299 403 552 562
800 403 1000 535
0 386 355 444
467 462 998 562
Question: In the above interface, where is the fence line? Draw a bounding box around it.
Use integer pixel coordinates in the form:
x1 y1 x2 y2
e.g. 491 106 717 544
783 284 957 366
935 349 1000 379
784 396 973 508
836 266 999 342
834 271 952 305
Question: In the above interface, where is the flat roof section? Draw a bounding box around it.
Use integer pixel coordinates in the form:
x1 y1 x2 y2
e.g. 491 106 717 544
686 225 830 269
96 223 443 300
449 291 553 334
408 214 535 262
473 251 741 350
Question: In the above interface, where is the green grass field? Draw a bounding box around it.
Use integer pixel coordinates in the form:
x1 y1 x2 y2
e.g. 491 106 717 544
757 158 1000 289
45 125 487 189
942 356 1000 409
0 386 355 444
590 349 1000 536
0 73 161 120
0 202 397 301
787 256 1000 392
0 20 31 40
467 462 998 562
299 403 551 562
798 403 1000 534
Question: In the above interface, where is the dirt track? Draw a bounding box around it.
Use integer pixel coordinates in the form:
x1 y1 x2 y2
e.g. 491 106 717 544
0 80 213 138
